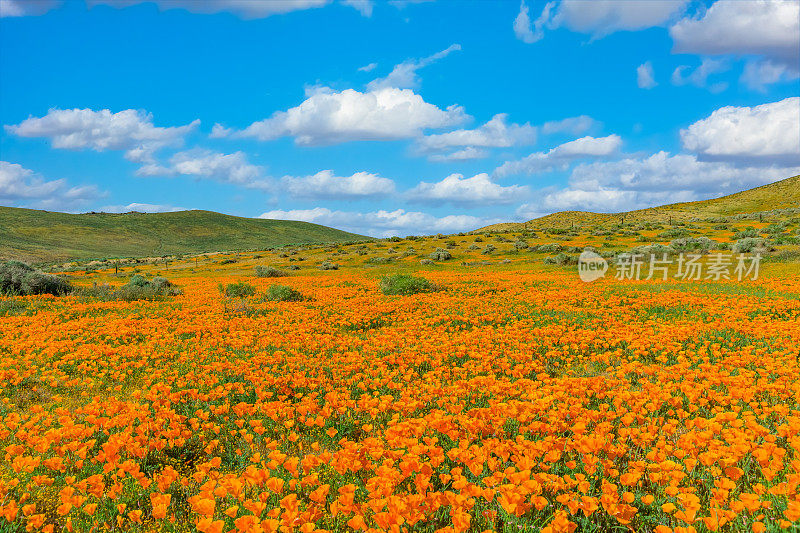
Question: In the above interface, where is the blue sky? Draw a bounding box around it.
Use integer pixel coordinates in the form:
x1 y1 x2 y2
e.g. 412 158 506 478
1 0 798 236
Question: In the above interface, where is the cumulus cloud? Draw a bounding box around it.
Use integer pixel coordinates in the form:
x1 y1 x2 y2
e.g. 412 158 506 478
680 97 800 165
234 87 468 145
543 0 689 39
416 113 536 155
259 207 497 237
520 151 800 214
282 170 395 199
406 173 528 206
5 108 199 163
0 0 60 16
740 59 800 92
367 44 461 90
670 0 800 69
494 134 622 177
541 115 599 136
637 61 657 89
514 1 555 43
429 147 489 162
671 58 729 93
100 202 184 213
0 161 102 210
84 0 374 18
138 149 272 190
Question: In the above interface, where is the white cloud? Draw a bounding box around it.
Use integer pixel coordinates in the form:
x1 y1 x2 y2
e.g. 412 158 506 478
101 202 183 213
0 0 60 17
358 62 378 72
671 58 729 93
138 149 272 190
367 44 460 90
235 87 468 145
541 115 599 136
209 123 232 139
282 170 395 199
637 61 657 89
85 0 358 18
514 1 555 43
406 172 528 206
429 147 489 162
670 0 800 68
5 108 199 163
494 134 622 177
0 161 102 210
259 207 496 237
416 113 536 155
342 0 372 16
522 151 800 214
553 0 689 38
740 59 800 92
680 97 800 165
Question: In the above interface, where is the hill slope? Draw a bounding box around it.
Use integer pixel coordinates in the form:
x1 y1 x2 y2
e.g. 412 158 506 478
0 208 367 263
479 175 800 232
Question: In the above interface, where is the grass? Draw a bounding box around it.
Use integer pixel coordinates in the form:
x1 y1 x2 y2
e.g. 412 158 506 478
0 207 369 263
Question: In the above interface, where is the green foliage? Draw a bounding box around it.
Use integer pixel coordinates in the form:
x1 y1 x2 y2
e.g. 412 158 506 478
657 228 691 239
265 284 303 302
0 260 72 296
219 282 256 298
379 274 439 295
319 261 339 270
428 248 452 261
733 238 773 254
669 237 714 253
254 265 288 278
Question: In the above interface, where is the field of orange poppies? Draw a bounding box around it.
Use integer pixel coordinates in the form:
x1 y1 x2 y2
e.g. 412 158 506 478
2 255 800 532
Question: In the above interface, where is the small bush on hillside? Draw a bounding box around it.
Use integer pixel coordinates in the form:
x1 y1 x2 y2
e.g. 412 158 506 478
481 244 496 255
319 261 339 270
543 253 577 266
670 237 714 254
255 266 288 278
219 282 256 298
429 248 452 261
419 259 434 265
733 238 774 254
379 274 439 295
265 284 303 302
0 261 72 296
733 228 760 239
658 228 691 239
513 240 529 250
368 256 395 264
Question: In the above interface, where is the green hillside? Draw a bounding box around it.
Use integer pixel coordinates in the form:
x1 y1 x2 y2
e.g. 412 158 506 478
0 207 367 263
479 175 800 232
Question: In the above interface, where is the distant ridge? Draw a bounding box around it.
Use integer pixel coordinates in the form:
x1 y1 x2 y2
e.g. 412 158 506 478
478 175 800 232
0 207 367 263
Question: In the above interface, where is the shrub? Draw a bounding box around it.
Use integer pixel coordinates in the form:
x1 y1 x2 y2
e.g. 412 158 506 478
481 244 496 255
255 266 288 278
265 284 303 302
368 257 395 264
733 228 760 239
629 243 676 258
733 238 773 253
220 282 256 298
657 228 691 239
428 248 452 261
419 259 434 265
379 274 439 295
319 261 339 270
0 261 72 296
534 243 563 254
513 240 529 250
543 253 576 265
670 237 713 254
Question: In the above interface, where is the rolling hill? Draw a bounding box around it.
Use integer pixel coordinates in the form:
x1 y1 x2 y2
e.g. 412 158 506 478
478 175 800 232
0 208 367 263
